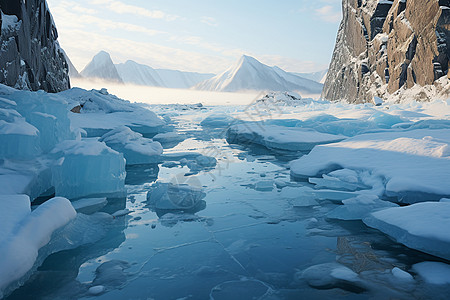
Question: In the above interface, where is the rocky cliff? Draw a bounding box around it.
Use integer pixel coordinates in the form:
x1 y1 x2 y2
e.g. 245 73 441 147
323 0 450 103
0 0 70 92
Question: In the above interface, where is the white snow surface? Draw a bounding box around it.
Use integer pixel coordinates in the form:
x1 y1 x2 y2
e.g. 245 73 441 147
0 196 76 296
59 87 166 137
100 126 163 165
364 202 450 260
290 129 450 202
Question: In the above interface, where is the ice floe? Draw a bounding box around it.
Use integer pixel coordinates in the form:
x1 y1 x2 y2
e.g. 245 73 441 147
100 126 163 165
227 122 344 151
291 129 450 203
364 202 450 260
51 139 126 199
61 88 166 137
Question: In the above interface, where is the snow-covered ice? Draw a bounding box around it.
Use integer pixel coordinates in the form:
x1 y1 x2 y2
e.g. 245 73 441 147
227 122 344 151
364 202 450 260
60 88 166 137
291 129 450 203
0 196 76 297
100 126 163 165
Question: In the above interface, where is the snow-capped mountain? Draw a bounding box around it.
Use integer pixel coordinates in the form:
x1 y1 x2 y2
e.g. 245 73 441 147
80 51 123 83
194 55 323 94
295 69 328 84
115 60 214 89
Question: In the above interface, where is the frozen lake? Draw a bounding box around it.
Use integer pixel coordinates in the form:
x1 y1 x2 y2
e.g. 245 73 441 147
6 100 450 300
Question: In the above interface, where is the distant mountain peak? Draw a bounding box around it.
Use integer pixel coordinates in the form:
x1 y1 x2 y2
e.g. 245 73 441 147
81 50 123 83
194 56 323 94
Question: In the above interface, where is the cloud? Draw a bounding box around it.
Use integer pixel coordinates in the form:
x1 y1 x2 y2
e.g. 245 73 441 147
201 16 218 27
58 29 232 73
315 5 342 23
91 0 179 21
50 2 165 36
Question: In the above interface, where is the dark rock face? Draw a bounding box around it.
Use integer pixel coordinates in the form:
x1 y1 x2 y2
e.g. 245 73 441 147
323 0 450 103
0 0 70 92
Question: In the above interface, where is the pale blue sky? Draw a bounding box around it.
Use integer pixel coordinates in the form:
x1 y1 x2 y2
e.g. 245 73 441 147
47 0 342 74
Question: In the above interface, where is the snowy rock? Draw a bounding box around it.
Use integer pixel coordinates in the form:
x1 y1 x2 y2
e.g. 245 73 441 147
323 0 450 103
194 55 323 94
0 196 76 297
100 126 163 165
146 182 206 210
364 202 450 260
227 122 344 152
0 1 70 92
291 129 450 203
51 139 126 199
412 262 450 285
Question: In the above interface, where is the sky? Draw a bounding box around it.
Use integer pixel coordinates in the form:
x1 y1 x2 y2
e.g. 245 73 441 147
47 0 342 74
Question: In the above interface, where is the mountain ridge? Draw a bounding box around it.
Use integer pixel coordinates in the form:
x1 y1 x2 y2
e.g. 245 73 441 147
194 55 324 94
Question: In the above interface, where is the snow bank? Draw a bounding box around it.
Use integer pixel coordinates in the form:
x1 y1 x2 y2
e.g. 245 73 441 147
291 129 450 203
0 196 76 297
364 202 450 260
51 139 126 199
100 126 163 165
227 122 344 151
60 88 166 137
